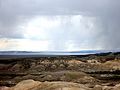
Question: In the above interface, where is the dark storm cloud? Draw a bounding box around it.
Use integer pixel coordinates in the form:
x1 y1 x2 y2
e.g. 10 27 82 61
0 0 120 50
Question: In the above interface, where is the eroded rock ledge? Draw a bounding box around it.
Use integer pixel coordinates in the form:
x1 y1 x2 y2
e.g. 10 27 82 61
2 79 120 90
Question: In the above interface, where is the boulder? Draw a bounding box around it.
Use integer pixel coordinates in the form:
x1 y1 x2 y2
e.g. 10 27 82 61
10 79 41 90
93 85 102 90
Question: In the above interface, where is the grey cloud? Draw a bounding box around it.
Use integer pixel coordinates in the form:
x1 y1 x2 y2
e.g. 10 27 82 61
0 0 120 50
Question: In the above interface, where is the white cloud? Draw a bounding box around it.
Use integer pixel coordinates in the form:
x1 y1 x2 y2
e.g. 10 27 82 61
0 15 102 51
0 38 49 51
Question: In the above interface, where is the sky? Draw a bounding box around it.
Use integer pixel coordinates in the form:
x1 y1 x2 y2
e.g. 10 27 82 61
0 0 120 51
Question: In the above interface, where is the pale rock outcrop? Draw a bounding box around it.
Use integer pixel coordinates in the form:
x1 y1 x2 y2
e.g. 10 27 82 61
9 80 91 90
10 80 41 90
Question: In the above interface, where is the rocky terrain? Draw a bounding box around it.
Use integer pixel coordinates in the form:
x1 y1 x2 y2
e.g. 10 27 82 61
2 79 120 90
0 52 120 90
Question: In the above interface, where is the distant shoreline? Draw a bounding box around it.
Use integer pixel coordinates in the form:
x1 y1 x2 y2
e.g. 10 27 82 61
0 51 119 60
